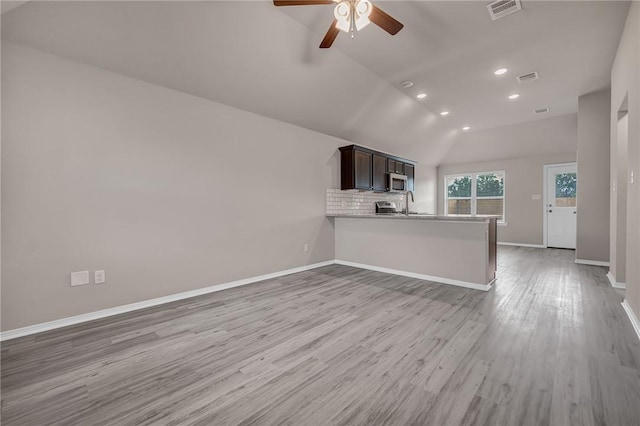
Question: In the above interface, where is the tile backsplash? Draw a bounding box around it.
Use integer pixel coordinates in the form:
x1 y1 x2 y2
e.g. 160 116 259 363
326 189 407 216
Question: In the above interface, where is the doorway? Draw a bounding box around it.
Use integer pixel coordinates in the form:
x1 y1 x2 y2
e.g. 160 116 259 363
545 163 577 249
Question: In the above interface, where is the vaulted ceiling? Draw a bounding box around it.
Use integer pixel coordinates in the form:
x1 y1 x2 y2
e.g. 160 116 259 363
1 1 630 165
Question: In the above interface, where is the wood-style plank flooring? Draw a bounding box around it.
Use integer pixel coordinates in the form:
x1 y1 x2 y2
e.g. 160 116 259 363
2 247 640 425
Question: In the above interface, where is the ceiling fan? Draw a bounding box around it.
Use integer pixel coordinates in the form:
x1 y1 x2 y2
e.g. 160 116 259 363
273 0 404 48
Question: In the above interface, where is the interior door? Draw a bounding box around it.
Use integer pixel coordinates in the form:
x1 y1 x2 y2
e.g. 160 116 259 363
547 164 577 249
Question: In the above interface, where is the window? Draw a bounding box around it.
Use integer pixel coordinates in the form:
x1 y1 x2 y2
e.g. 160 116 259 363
445 171 505 221
554 172 577 207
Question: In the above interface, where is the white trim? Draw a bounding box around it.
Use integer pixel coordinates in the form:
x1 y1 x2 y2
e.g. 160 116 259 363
543 162 577 249
334 259 494 292
497 242 546 248
574 259 610 267
0 260 336 342
622 299 640 342
606 271 626 289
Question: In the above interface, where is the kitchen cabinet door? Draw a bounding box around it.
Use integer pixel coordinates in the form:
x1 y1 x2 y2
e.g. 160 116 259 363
353 150 373 190
387 159 404 175
405 164 415 192
372 154 387 191
340 146 373 190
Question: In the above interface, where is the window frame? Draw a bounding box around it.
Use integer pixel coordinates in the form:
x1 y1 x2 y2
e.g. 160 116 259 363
444 171 506 222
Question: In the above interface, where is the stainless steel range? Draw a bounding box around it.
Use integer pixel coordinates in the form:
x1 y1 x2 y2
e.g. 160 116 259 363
375 201 399 215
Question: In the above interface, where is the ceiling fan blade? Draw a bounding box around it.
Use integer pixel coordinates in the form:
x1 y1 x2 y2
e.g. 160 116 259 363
319 19 340 48
370 5 404 35
273 0 335 6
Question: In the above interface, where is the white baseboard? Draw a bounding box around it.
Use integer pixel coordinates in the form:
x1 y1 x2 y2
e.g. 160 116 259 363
334 259 493 292
497 242 546 248
0 260 336 342
575 258 610 267
622 299 640 342
606 271 626 289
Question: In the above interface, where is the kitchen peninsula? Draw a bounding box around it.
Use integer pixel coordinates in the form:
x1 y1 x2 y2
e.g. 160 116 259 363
332 144 497 291
329 213 497 291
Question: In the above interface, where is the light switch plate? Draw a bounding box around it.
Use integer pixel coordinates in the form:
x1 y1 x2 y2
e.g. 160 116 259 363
94 270 106 284
71 271 90 287
531 194 541 200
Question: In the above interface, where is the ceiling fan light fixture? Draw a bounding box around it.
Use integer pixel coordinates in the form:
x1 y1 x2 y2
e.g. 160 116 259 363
334 0 372 34
354 0 372 31
273 0 403 48
334 1 351 33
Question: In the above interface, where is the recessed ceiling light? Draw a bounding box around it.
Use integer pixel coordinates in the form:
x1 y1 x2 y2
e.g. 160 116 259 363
440 111 450 116
508 94 520 100
494 68 508 75
401 81 414 88
462 126 471 131
416 93 427 99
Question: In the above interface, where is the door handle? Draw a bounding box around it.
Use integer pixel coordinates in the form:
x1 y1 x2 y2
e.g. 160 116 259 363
548 210 552 213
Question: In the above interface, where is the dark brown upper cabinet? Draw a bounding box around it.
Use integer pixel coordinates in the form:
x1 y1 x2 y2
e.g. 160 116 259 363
340 146 372 190
405 163 415 192
387 159 405 175
372 154 388 191
339 145 416 192
353 150 372 190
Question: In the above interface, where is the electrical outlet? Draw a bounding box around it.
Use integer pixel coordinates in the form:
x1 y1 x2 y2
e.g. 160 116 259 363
304 243 309 253
70 271 90 287
94 270 106 284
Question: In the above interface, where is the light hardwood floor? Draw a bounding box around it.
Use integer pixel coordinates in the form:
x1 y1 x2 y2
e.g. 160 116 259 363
2 247 640 425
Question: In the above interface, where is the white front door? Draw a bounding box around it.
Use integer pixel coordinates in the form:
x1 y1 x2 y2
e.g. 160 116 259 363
546 164 577 249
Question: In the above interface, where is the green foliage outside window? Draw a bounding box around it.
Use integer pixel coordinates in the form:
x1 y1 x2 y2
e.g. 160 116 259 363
447 176 471 198
555 173 577 198
476 174 504 197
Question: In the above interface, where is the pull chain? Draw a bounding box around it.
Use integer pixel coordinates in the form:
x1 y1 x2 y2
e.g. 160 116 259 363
350 3 356 39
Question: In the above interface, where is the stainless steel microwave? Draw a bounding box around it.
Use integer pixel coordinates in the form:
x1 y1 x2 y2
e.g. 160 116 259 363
388 173 408 193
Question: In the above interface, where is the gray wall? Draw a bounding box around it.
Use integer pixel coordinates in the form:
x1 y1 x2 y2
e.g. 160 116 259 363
413 166 438 215
610 2 640 320
437 154 576 246
1 42 347 331
576 89 611 263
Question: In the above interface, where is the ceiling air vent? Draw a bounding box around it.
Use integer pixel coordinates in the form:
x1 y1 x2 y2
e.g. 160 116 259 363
534 107 550 115
517 71 539 83
487 0 522 21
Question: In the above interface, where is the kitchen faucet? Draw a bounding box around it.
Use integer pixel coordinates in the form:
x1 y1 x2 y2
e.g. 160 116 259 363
405 190 414 216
